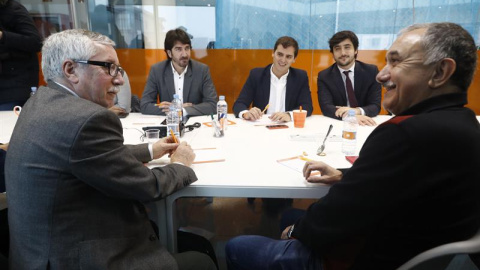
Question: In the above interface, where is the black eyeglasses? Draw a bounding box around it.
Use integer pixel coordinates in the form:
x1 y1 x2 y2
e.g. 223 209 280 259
73 60 125 77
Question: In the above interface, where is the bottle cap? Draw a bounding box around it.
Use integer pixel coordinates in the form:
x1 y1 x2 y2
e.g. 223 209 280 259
173 94 179 99
219 95 225 100
348 109 355 116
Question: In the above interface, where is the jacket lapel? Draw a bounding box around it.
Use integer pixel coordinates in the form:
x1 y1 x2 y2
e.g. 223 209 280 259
353 62 362 101
333 65 347 105
261 65 272 108
285 68 294 110
164 61 176 100
183 61 193 102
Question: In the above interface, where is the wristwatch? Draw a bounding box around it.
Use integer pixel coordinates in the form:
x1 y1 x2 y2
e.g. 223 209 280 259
287 224 295 239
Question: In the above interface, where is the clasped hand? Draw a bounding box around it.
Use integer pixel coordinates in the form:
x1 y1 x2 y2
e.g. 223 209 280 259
152 137 195 166
158 102 192 113
335 106 377 126
243 107 291 122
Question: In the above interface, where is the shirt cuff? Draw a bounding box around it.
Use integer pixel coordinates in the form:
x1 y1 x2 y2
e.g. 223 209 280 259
172 161 186 166
239 110 249 119
359 108 365 115
148 143 154 159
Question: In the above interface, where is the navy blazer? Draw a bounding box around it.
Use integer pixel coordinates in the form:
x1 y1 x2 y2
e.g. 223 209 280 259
0 149 5 193
233 64 313 117
317 61 381 119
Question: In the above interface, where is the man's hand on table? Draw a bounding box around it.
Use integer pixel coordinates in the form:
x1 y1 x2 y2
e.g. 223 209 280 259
355 115 376 126
242 107 263 121
303 161 342 184
269 112 291 122
170 142 196 167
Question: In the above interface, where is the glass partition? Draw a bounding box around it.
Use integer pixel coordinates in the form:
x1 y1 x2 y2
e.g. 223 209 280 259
18 0 480 49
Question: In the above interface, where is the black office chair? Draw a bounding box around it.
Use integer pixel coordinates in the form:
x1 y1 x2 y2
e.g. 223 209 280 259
397 230 480 270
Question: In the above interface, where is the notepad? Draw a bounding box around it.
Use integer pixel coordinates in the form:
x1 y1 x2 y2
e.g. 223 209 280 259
276 156 320 176
193 148 225 164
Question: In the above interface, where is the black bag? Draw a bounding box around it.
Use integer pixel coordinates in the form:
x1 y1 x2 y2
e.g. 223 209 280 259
177 229 219 270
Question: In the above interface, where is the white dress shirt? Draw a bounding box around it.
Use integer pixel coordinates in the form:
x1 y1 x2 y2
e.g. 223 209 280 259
171 61 189 116
239 65 290 119
267 65 288 114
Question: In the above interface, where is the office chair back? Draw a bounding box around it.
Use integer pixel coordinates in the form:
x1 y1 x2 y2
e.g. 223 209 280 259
397 230 480 270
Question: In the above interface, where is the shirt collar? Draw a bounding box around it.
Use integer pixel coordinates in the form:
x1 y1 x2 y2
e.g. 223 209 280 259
270 64 289 82
51 81 79 97
399 92 468 116
337 62 355 74
171 61 188 77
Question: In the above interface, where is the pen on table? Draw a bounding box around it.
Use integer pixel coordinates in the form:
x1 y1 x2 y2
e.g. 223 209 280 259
299 156 312 162
262 104 270 114
169 128 179 143
299 106 303 112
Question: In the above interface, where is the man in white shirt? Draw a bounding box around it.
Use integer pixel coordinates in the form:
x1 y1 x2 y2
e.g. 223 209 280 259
317 31 381 126
140 28 217 117
233 36 313 122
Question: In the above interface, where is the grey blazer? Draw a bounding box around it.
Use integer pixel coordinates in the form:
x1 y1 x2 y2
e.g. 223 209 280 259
140 59 217 116
6 82 197 269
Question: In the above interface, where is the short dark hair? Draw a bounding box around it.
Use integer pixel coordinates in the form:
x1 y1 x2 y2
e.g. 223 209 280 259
400 23 477 92
164 28 191 59
273 36 299 58
328 31 359 54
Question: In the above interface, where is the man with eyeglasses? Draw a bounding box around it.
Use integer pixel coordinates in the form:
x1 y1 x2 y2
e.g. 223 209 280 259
140 28 218 117
5 29 216 270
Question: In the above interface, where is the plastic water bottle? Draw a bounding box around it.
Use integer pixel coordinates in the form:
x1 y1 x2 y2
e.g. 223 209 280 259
172 94 183 122
30 87 37 97
217 95 228 133
167 105 180 138
342 110 358 155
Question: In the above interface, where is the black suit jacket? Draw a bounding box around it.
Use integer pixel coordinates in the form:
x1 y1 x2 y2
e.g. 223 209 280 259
293 93 480 269
317 61 381 119
233 64 313 117
0 0 42 104
0 149 4 193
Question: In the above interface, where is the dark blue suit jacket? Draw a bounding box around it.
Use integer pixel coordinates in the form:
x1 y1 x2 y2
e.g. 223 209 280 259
233 64 313 117
0 149 5 193
317 61 381 119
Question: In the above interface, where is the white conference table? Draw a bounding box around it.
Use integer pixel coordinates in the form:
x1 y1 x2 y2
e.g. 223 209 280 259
120 112 393 252
5 111 479 252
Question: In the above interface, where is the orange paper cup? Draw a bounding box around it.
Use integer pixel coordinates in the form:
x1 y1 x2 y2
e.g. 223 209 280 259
293 110 307 128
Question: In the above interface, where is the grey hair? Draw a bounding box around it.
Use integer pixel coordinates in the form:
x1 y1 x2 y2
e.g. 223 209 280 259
41 29 116 82
399 22 477 92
